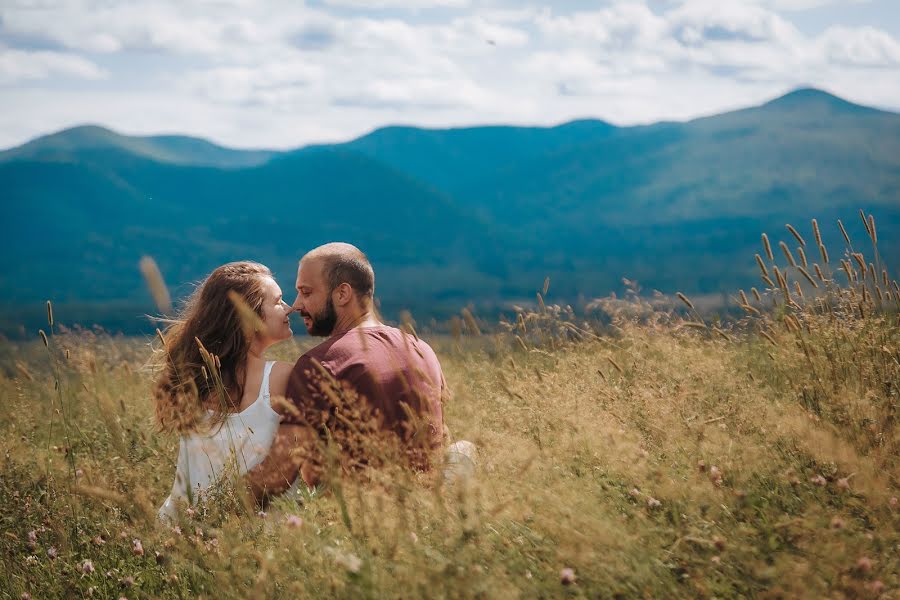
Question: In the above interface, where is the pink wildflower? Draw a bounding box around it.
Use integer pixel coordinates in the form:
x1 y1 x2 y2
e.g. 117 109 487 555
560 567 576 585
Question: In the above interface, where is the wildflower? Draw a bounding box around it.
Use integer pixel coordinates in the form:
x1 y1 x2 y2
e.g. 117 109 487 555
711 556 721 565
155 551 167 565
409 532 418 544
285 515 303 528
27 530 37 544
171 526 182 536
118 531 128 540
868 580 884 595
856 557 872 574
87 587 95 597
257 511 267 519
525 570 532 579
75 469 84 478
697 460 707 472
713 536 726 551
560 567 576 585
185 507 195 517
810 475 827 487
24 555 38 566
21 593 31 600
830 517 845 530
121 575 135 587
709 466 723 486
629 488 641 499
82 560 95 574
132 539 144 556
646 497 661 509
890 497 897 508
47 547 57 559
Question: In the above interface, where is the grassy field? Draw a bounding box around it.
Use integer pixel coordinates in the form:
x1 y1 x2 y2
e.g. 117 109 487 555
1 224 898 599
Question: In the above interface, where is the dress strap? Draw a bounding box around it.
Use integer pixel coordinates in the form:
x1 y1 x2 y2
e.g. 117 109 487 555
261 361 276 405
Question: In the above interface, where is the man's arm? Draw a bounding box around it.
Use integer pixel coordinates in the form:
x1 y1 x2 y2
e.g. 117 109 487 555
245 423 311 501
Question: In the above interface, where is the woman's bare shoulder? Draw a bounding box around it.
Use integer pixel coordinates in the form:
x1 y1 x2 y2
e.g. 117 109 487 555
268 360 296 397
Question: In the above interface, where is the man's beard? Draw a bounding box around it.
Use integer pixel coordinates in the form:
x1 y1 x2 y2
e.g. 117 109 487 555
304 296 337 337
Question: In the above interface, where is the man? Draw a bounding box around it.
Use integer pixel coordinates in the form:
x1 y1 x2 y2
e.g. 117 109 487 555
247 242 447 498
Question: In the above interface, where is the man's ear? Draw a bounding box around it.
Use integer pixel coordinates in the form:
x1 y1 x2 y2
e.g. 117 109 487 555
333 283 354 307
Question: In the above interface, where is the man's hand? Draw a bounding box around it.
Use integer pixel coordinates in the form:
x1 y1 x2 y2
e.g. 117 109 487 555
245 424 313 502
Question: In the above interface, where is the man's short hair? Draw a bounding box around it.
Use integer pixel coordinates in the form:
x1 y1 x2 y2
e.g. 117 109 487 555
303 242 375 300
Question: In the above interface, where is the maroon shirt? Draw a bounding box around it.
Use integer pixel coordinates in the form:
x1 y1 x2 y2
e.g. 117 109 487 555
285 325 446 470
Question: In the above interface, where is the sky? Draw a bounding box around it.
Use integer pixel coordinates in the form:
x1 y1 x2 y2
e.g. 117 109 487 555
1 0 899 150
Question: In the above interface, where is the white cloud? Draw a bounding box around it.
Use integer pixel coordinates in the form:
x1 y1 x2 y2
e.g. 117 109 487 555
0 46 105 84
323 0 469 7
0 0 898 149
818 25 900 67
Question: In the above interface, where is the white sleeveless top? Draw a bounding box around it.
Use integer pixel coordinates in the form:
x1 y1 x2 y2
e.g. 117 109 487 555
158 361 281 522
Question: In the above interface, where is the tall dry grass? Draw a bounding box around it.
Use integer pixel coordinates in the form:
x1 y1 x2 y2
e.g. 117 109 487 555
0 214 897 599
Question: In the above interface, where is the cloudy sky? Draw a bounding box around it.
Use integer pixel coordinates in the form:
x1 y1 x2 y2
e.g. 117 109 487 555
1 0 899 149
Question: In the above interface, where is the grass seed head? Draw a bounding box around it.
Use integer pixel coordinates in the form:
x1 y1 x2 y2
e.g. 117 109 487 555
786 224 806 247
762 233 774 261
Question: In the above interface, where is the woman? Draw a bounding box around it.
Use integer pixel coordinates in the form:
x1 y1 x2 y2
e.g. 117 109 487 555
156 261 295 521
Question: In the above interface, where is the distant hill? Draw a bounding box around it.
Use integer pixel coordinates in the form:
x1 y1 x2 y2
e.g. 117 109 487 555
1 88 899 337
0 125 277 168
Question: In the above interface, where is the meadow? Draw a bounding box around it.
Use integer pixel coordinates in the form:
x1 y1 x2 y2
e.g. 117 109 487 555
1 215 897 599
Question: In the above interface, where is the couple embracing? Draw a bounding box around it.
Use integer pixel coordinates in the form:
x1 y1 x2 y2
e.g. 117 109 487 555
156 243 464 521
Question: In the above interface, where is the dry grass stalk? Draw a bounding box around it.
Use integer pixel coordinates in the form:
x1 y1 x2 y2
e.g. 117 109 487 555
739 290 749 305
860 209 871 238
39 329 49 347
762 274 776 288
797 246 808 268
818 243 829 264
461 308 481 336
741 303 761 315
751 287 762 302
542 277 550 296
760 330 777 346
838 219 851 246
47 300 53 328
882 270 889 287
762 233 774 261
797 266 818 288
779 242 797 267
712 327 731 342
868 214 877 245
793 281 804 300
813 264 825 282
812 218 822 246
676 292 694 310
755 254 770 279
227 290 266 341
786 224 805 247
139 256 172 314
607 356 624 373
536 293 546 311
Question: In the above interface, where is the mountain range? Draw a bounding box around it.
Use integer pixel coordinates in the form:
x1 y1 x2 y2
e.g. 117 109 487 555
2 88 899 337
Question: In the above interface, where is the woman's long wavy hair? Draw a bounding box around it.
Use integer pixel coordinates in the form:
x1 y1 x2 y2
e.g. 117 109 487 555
154 261 272 433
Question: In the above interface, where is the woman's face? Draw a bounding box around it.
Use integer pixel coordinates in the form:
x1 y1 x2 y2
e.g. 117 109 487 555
257 276 292 345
